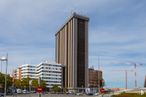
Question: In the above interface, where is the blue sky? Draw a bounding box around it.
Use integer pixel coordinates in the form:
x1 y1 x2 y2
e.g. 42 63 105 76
0 0 146 88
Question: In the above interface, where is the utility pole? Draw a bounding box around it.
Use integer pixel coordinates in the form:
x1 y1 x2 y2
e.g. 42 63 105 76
5 54 8 97
38 77 41 97
29 80 32 97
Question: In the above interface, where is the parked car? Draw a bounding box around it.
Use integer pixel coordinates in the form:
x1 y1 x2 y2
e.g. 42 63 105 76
17 89 22 94
76 92 83 96
93 92 99 96
0 88 4 97
22 90 29 94
22 90 27 94
0 93 4 97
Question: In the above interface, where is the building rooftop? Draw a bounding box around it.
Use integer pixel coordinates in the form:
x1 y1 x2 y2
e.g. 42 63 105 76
55 12 89 36
37 60 62 66
20 64 36 68
88 68 102 72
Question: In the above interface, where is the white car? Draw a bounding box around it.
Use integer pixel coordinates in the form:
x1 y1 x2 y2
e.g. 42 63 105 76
17 89 22 94
22 90 27 94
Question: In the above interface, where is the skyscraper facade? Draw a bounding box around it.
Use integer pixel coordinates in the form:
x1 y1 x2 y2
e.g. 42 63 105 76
55 13 89 89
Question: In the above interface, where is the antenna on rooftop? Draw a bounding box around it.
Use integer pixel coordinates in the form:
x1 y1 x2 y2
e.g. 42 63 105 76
91 65 94 69
98 56 100 70
71 10 76 15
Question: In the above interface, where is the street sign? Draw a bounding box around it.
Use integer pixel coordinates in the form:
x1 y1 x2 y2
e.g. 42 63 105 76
36 87 43 93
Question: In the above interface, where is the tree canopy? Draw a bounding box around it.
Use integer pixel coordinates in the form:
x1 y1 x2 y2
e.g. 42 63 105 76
13 78 46 90
0 72 12 88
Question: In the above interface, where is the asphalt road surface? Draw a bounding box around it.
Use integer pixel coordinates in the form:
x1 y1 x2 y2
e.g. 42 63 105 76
6 93 112 97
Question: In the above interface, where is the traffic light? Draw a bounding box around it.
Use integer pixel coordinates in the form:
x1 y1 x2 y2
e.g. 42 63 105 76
100 79 105 87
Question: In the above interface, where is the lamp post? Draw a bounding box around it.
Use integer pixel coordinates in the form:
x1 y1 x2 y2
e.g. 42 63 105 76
29 80 32 97
0 54 8 97
1 61 2 73
38 77 41 97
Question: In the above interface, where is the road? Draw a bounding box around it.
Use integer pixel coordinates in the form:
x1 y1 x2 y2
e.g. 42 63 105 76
6 93 112 97
6 88 146 97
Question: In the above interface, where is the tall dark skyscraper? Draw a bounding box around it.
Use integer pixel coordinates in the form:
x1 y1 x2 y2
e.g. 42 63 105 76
55 13 89 89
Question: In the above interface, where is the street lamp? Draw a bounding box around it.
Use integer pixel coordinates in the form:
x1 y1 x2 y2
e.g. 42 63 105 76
1 61 2 72
29 80 32 97
0 54 8 97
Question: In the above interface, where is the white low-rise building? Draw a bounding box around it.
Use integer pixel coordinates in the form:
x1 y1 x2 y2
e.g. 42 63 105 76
21 64 37 79
37 61 62 88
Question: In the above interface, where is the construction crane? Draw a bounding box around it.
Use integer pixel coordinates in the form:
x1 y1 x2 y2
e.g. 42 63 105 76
125 62 142 88
112 69 133 89
113 62 143 88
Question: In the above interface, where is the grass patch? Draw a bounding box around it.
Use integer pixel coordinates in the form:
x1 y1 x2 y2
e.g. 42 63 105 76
112 93 146 97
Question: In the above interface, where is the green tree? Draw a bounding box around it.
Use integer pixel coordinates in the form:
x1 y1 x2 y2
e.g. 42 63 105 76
7 74 13 88
40 80 46 88
13 77 47 90
0 72 5 88
31 79 46 89
51 85 61 93
0 72 12 88
32 79 39 89
21 78 30 89
14 79 21 88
